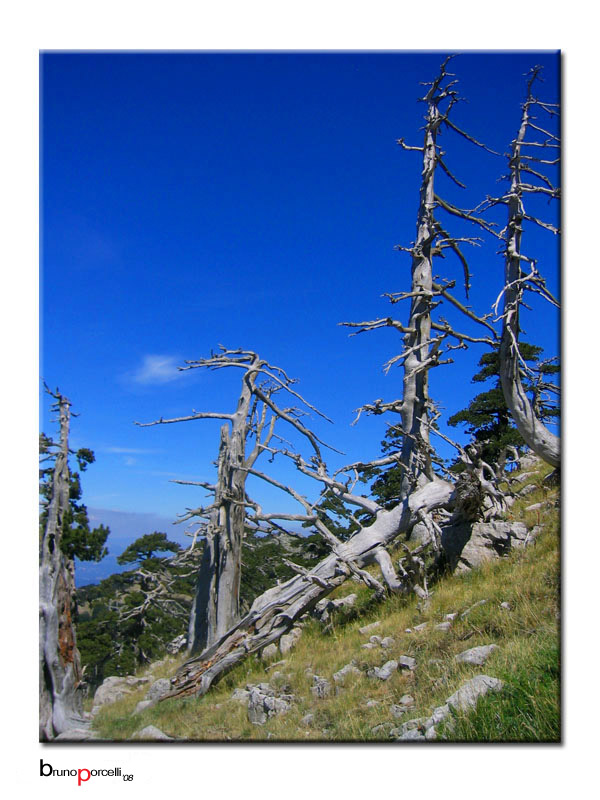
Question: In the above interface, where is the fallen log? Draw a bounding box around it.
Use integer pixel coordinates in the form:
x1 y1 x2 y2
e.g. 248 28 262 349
164 478 454 700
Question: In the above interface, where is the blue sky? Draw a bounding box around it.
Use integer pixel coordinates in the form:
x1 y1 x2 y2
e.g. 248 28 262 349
40 51 560 555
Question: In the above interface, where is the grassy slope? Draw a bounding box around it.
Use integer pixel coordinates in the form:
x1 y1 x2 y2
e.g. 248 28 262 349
92 463 559 742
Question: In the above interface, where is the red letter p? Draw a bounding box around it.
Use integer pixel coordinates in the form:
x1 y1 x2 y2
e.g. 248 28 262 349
78 769 91 786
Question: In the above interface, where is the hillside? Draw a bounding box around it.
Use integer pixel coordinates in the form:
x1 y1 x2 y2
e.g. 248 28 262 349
88 459 559 742
76 529 330 690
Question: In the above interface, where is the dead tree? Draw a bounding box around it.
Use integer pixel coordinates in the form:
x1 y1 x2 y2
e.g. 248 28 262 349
342 56 498 498
39 389 86 740
165 451 455 700
490 67 560 467
137 347 335 654
154 58 544 702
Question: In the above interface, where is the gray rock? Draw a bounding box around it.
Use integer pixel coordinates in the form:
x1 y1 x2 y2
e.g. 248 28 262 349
371 722 395 736
54 727 95 741
300 713 315 726
518 483 537 497
513 470 536 483
254 682 275 695
247 687 294 725
524 502 543 512
397 694 415 708
380 636 395 649
442 519 531 573
91 676 140 715
408 521 431 546
280 626 303 655
396 727 426 741
398 655 417 671
333 662 361 684
390 705 406 719
133 700 154 715
445 612 458 621
424 703 450 728
392 712 444 740
310 675 331 699
520 453 540 469
399 717 426 733
435 622 452 632
315 593 357 623
528 525 542 542
367 660 398 681
131 725 173 741
413 622 428 632
517 483 538 497
359 621 381 635
230 688 251 704
145 678 172 703
369 634 383 644
361 642 378 650
334 593 357 608
500 601 512 611
445 674 504 713
365 699 380 707
261 643 279 661
455 644 499 666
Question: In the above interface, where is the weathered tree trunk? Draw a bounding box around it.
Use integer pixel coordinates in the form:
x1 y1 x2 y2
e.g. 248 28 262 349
499 71 560 468
167 477 453 700
398 77 442 496
160 59 512 704
139 349 331 656
343 58 499 492
189 419 247 652
39 391 86 740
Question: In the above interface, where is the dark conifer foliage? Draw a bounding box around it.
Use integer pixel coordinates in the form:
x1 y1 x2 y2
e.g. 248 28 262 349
448 344 559 467
39 434 109 562
116 532 181 565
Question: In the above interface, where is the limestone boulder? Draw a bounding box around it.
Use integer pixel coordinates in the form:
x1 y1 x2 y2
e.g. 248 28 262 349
446 674 504 712
455 644 499 666
367 660 398 681
333 662 361 684
247 686 294 725
91 676 149 715
441 520 531 573
144 678 171 702
131 725 174 741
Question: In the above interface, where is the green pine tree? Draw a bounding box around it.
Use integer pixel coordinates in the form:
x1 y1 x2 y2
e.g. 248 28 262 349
39 434 109 562
447 343 559 468
116 532 181 565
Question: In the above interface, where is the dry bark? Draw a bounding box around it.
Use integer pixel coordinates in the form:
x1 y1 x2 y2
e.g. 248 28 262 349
342 57 497 496
157 58 519 704
138 347 334 654
165 476 454 700
39 389 86 740
496 68 560 467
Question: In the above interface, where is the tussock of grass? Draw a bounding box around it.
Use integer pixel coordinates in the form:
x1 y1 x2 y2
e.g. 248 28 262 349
92 463 559 743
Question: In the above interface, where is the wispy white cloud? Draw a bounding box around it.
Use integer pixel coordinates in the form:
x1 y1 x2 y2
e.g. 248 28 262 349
130 354 183 385
124 456 136 467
